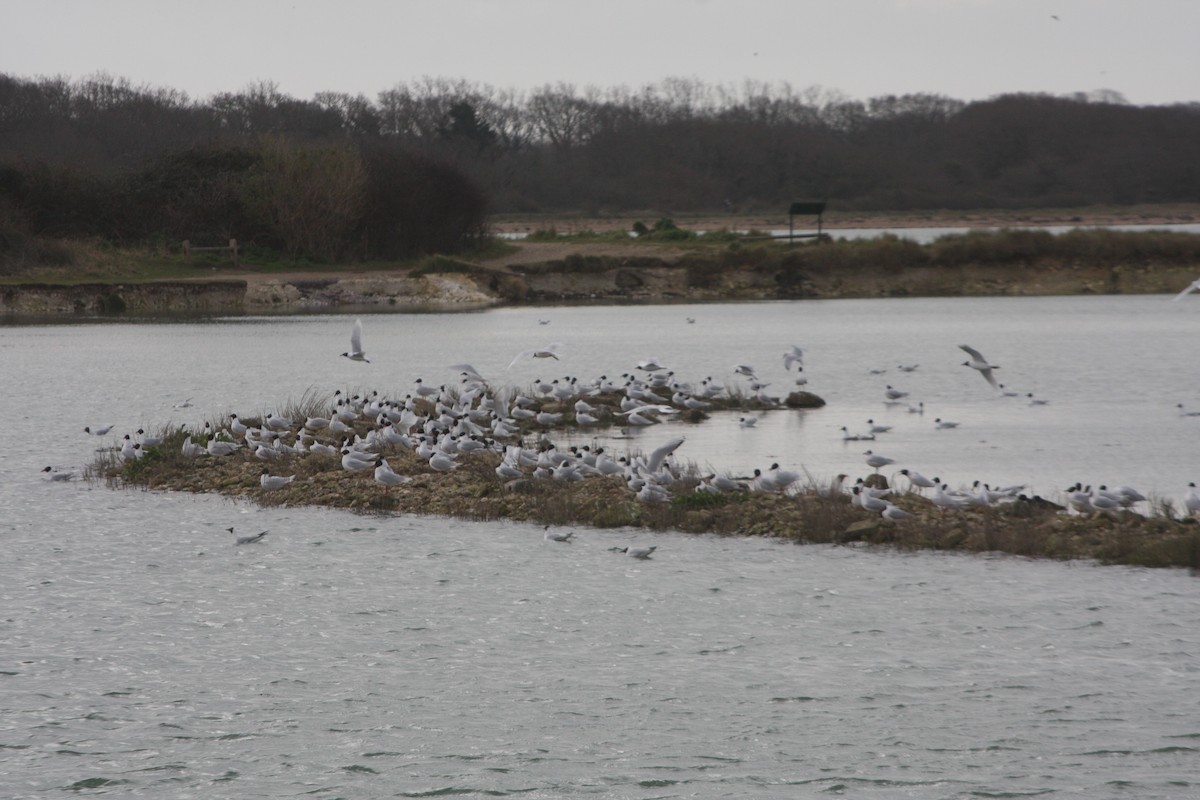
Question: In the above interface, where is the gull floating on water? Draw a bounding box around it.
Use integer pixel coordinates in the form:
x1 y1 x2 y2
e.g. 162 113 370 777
341 318 370 362
959 344 999 390
622 545 657 559
84 424 114 436
543 525 575 543
228 526 268 545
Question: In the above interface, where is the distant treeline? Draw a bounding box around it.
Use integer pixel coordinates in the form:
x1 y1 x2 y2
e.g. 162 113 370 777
2 72 1200 259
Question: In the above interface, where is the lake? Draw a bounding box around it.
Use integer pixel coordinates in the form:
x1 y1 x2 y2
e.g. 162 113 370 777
3 296 1199 798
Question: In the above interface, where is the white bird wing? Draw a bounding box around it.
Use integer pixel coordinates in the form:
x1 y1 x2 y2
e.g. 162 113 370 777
1171 279 1200 302
618 404 679 417
350 319 364 353
646 437 685 473
449 362 484 380
507 349 536 369
979 367 999 389
958 344 986 362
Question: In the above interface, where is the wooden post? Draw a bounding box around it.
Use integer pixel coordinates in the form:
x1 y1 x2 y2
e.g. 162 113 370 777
230 239 239 267
182 240 191 262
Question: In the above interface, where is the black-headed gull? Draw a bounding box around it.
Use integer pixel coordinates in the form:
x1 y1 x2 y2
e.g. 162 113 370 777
543 526 575 543
508 342 562 369
259 469 295 491
959 345 999 390
341 318 370 362
622 545 657 559
228 527 268 545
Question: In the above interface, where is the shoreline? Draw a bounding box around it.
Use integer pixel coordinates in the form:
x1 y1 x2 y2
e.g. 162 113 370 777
4 209 1200 317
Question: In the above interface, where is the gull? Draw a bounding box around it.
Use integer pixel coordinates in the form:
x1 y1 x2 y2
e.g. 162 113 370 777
840 426 874 441
173 397 194 409
783 345 804 371
228 526 269 545
643 437 685 474
934 418 960 429
1176 403 1200 417
428 452 459 472
686 316 696 324
898 364 919 372
884 385 908 400
852 486 889 512
259 469 295 491
815 473 848 497
767 463 801 491
42 466 78 482
1027 393 1049 406
84 424 114 436
622 545 657 559
997 384 1020 397
508 342 562 369
881 503 914 521
738 416 758 428
544 525 575 543
374 459 412 487
341 318 370 362
636 358 667 372
1171 278 1200 301
449 363 486 382
866 419 892 434
899 468 938 490
864 450 895 471
733 364 757 378
1184 482 1200 518
959 345 999 390
930 484 970 510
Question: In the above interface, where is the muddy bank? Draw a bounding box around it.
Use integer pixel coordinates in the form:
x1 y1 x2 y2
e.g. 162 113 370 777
0 280 247 316
5 244 1199 317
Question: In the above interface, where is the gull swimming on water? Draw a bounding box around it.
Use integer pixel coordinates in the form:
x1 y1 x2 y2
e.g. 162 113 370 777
959 345 999 390
543 525 575 543
228 526 268 545
622 545 657 559
341 318 370 362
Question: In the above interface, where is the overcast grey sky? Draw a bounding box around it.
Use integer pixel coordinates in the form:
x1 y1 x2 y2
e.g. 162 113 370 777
2 0 1197 106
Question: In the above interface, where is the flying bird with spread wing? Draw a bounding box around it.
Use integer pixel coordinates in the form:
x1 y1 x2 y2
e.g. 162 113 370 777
959 344 999 390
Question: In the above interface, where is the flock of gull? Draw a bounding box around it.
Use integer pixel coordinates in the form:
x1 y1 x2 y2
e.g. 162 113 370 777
63 314 1200 546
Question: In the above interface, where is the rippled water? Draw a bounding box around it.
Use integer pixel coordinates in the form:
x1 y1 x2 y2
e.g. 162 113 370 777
3 297 1200 798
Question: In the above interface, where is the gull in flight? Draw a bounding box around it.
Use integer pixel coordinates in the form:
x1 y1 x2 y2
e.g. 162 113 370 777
783 345 804 371
959 345 999 389
227 526 268 545
1172 278 1200 301
509 342 562 369
341 318 370 362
